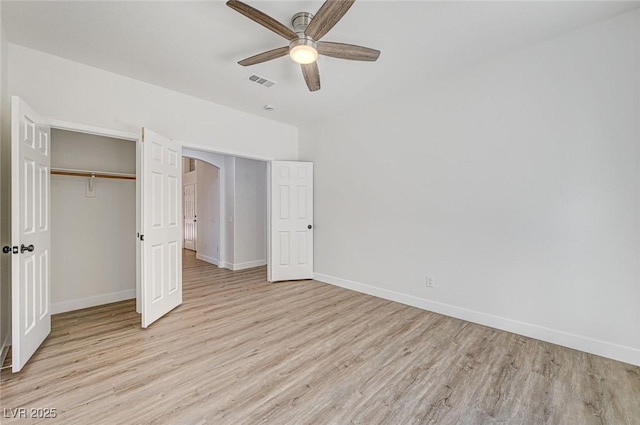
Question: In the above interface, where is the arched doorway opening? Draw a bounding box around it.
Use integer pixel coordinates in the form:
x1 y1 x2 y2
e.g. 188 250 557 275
182 149 268 273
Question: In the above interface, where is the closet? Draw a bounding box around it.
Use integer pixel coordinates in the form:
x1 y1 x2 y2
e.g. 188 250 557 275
50 129 136 314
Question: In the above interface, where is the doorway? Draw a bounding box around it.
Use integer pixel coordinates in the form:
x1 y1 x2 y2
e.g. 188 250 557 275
181 158 221 263
181 151 268 273
50 129 136 314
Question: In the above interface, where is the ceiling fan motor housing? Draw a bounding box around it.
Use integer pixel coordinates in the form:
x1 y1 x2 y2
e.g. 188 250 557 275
291 11 314 34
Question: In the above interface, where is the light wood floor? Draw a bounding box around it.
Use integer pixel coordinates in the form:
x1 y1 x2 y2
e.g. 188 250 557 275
1 251 639 425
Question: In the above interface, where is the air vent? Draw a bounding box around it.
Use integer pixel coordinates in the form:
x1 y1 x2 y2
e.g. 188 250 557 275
248 73 276 88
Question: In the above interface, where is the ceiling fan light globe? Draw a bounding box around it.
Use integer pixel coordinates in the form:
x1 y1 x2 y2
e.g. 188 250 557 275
289 37 318 64
290 45 318 64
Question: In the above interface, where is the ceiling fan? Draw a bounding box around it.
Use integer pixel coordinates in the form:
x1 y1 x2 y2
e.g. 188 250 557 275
226 0 380 92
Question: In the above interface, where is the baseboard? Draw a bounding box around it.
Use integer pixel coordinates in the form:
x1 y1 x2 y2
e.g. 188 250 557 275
51 289 136 314
192 254 264 271
314 273 640 367
232 259 266 271
0 332 10 368
196 253 219 266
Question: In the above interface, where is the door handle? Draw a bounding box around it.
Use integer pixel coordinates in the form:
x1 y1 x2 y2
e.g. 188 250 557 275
307 225 312 229
20 244 34 254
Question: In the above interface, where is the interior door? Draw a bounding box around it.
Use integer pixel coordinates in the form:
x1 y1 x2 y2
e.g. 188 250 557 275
140 128 182 328
11 96 51 372
183 183 196 251
268 161 313 282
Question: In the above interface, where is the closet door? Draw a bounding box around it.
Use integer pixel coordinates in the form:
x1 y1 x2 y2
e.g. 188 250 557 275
140 128 183 328
10 96 51 372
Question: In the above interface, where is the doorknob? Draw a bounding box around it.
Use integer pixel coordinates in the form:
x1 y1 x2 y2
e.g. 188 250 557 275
307 225 312 229
20 244 34 254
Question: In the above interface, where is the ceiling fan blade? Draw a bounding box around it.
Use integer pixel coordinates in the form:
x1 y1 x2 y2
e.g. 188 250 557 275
318 42 380 61
305 0 356 41
226 0 298 41
301 62 321 92
238 46 289 66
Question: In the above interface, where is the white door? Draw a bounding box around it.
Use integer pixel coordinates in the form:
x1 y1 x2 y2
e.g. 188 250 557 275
140 128 182 328
183 183 196 251
268 161 313 282
11 96 51 372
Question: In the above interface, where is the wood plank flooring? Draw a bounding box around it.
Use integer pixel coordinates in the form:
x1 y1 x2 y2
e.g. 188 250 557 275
1 250 639 424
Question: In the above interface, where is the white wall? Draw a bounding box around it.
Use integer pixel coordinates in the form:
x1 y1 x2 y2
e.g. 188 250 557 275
300 10 640 366
52 129 135 173
0 2 11 361
7 44 298 161
50 130 136 313
233 157 267 269
195 160 220 265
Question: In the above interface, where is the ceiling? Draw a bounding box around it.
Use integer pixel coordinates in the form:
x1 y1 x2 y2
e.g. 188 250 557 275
3 1 640 128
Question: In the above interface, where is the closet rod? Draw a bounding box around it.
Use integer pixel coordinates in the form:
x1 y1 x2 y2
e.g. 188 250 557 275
51 168 136 180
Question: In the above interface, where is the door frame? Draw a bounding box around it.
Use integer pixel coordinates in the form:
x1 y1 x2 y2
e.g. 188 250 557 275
267 162 272 281
48 120 139 142
48 120 142 311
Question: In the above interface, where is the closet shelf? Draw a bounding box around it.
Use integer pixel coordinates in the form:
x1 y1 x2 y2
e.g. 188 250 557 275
51 168 136 180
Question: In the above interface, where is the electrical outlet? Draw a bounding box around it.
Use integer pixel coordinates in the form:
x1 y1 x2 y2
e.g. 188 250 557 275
426 275 434 288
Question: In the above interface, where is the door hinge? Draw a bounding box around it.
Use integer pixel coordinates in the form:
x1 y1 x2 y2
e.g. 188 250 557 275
2 246 18 254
